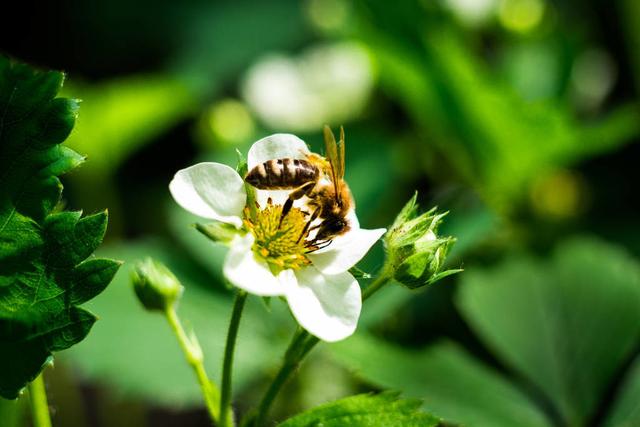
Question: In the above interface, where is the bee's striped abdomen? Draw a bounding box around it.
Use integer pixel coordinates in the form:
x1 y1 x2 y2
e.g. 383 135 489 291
245 158 319 189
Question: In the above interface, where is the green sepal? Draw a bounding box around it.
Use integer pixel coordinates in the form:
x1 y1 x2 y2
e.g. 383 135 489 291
195 221 239 244
395 238 461 289
236 148 248 176
384 192 460 289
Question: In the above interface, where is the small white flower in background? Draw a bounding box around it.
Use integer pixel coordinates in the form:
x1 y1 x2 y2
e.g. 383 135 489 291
241 42 374 132
169 134 385 342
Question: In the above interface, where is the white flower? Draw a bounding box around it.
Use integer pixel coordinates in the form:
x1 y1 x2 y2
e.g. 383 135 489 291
169 134 386 342
241 42 374 132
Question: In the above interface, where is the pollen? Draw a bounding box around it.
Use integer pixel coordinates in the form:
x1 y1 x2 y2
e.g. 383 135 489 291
244 201 312 272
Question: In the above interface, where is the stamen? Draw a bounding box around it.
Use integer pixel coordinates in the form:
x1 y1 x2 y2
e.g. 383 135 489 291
245 203 314 273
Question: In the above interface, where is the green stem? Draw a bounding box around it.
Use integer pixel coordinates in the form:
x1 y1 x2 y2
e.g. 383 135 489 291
220 291 248 427
362 267 393 301
165 305 220 425
250 329 307 426
29 372 52 427
251 270 393 426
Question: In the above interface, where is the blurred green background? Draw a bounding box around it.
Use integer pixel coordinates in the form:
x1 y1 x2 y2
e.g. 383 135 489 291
2 0 640 426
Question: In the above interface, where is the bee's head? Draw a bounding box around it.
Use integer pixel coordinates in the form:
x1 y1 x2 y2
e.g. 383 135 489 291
316 215 350 242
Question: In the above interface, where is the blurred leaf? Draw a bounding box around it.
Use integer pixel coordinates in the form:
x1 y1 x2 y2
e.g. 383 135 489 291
278 391 440 427
621 0 640 89
171 0 309 94
501 41 564 102
63 239 293 407
457 237 640 426
330 334 551 427
62 75 195 176
603 355 640 427
441 200 501 260
0 57 119 399
355 2 640 210
357 284 412 328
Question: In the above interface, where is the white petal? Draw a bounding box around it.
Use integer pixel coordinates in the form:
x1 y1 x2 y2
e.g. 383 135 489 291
247 134 310 169
170 162 246 228
286 267 361 342
223 234 287 296
346 208 360 229
308 227 386 275
255 189 291 210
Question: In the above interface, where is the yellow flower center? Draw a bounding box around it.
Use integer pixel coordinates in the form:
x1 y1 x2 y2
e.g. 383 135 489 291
244 201 311 273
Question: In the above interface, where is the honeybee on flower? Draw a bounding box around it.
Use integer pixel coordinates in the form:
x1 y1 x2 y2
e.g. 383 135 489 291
169 129 385 342
245 126 353 250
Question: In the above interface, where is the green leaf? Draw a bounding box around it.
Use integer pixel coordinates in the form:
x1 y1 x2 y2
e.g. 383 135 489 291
457 237 640 426
355 3 640 209
63 239 293 407
61 75 195 177
330 334 551 427
0 57 119 399
278 391 440 427
603 355 640 427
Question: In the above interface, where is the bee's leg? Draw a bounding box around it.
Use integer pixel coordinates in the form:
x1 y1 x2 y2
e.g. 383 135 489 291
305 239 332 252
279 181 315 228
318 240 332 250
297 207 320 243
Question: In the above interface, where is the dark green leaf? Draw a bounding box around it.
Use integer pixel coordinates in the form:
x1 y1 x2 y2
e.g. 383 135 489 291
457 237 640 426
603 355 640 427
355 3 640 209
0 57 119 399
278 391 440 427
330 334 551 427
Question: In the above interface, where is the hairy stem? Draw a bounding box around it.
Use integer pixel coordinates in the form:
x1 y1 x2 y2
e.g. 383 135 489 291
220 291 248 427
251 270 393 426
28 372 52 427
165 306 220 425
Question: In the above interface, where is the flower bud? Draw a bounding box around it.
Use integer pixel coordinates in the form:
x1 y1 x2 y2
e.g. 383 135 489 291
131 258 184 311
385 193 460 289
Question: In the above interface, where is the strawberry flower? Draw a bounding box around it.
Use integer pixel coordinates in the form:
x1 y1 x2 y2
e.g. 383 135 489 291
169 134 385 342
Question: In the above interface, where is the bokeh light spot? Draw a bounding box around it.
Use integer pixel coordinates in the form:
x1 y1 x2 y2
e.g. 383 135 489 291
571 49 617 111
306 0 350 32
530 169 587 220
208 99 255 146
499 0 545 33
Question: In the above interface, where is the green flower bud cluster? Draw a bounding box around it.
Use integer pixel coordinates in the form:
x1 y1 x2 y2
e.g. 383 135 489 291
384 193 461 289
131 258 184 311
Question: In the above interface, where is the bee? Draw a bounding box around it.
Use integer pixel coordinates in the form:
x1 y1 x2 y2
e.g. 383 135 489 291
244 125 353 249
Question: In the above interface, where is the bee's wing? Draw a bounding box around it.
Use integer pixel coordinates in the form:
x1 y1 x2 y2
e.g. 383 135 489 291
323 124 339 181
323 125 347 205
337 126 345 180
